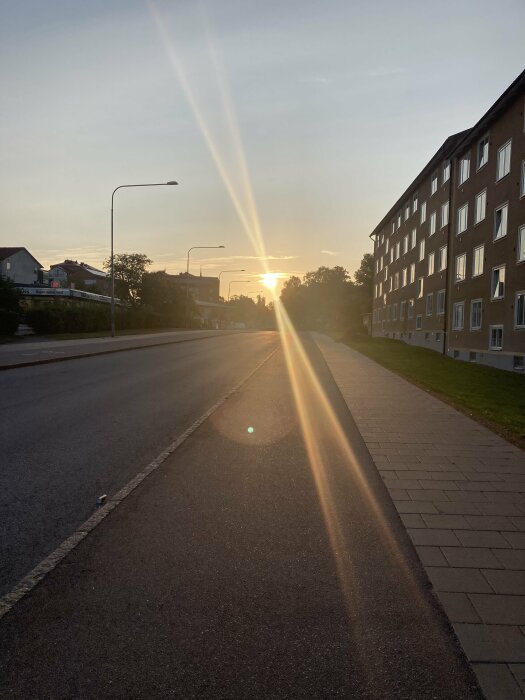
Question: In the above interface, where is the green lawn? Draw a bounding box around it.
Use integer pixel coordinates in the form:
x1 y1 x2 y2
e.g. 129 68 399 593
341 336 525 449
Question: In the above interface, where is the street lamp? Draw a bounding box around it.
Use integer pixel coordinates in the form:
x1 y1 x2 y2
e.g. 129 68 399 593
185 245 226 328
110 181 178 337
228 279 252 301
218 269 245 298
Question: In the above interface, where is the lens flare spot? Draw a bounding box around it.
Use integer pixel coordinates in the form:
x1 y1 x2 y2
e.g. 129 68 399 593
247 426 254 434
261 273 279 289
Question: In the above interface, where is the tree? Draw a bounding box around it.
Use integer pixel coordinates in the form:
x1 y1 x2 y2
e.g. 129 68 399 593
353 253 374 309
0 277 21 335
140 271 190 327
103 253 152 305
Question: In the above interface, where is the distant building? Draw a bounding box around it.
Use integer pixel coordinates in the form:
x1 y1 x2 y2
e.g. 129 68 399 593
48 260 109 293
168 272 220 303
0 247 43 285
371 69 525 371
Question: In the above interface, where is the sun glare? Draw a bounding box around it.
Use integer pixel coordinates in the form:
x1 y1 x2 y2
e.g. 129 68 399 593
261 273 279 289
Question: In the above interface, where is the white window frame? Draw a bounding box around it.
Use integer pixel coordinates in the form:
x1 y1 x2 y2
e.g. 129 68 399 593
518 225 525 263
402 267 407 287
470 299 482 331
404 204 410 221
474 189 487 225
403 234 409 255
412 193 418 214
431 171 438 196
515 291 525 329
394 272 399 290
419 239 425 262
521 160 525 198
477 134 489 170
494 202 509 241
459 153 470 185
491 265 505 300
426 293 433 316
429 211 436 236
472 244 484 277
436 290 445 315
417 277 424 299
443 160 450 183
489 325 503 351
420 201 427 224
455 253 466 282
409 263 415 284
408 299 414 319
410 228 416 249
441 201 449 229
496 139 511 181
452 302 464 330
457 203 468 235
427 252 435 276
438 245 447 271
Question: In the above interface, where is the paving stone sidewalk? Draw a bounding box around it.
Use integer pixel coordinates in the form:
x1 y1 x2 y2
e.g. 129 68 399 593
314 334 525 700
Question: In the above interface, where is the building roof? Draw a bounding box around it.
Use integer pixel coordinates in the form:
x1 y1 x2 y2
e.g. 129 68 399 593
0 247 43 267
50 260 107 278
169 272 219 285
369 129 471 239
450 68 525 157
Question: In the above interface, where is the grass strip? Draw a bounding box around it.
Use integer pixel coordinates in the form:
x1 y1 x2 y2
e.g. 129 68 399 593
341 336 525 449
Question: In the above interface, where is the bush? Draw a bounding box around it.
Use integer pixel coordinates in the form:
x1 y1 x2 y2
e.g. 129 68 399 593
25 302 171 334
0 309 20 335
0 278 21 335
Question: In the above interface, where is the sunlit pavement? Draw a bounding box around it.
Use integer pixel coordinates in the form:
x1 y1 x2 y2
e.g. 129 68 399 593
0 335 481 698
315 333 525 700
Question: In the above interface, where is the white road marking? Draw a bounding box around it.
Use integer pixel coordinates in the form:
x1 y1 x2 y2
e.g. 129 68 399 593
0 345 278 621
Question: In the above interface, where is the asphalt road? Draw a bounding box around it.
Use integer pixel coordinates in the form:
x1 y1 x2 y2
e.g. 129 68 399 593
0 331 277 596
0 333 482 698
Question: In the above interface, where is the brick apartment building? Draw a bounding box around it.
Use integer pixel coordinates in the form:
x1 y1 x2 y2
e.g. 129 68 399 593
371 70 525 371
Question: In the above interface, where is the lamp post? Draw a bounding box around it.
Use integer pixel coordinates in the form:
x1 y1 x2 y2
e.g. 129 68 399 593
110 181 178 337
218 269 245 298
228 279 252 301
185 245 225 328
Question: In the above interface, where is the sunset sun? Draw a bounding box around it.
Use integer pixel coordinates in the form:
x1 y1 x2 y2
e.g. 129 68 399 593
260 273 280 289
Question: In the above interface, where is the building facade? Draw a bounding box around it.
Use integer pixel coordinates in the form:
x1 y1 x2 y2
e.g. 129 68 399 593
48 260 109 292
0 247 43 286
371 70 525 371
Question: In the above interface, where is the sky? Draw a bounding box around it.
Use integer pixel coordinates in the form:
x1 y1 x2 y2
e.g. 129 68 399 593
1 0 524 297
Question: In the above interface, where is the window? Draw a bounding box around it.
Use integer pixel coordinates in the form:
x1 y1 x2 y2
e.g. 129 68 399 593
453 302 464 330
455 253 466 282
391 222 395 234
388 276 393 292
385 238 389 253
516 292 525 328
521 160 525 197
412 193 418 213
395 241 400 260
408 299 414 319
514 356 524 370
519 226 525 263
459 153 470 184
429 211 436 236
443 160 450 183
420 201 427 224
427 252 435 276
397 214 401 229
470 299 482 330
390 248 394 264
394 272 399 290
426 293 433 316
419 239 425 262
416 315 422 330
393 303 398 321
477 135 489 169
417 277 424 298
475 189 487 224
491 265 505 299
441 202 449 228
402 267 407 287
376 259 379 274
489 326 503 350
494 203 508 240
411 228 416 249
403 234 409 255
438 245 447 271
409 263 415 284
472 244 484 277
431 171 438 195
436 290 445 315
496 140 511 180
404 204 410 221
457 203 468 234
384 264 388 279
400 301 406 320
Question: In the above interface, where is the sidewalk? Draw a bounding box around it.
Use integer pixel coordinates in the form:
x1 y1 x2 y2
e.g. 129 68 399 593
314 334 525 700
0 329 239 369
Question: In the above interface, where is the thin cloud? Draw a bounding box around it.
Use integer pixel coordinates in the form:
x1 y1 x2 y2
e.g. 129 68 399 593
321 250 340 256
